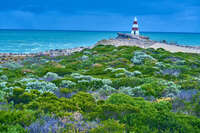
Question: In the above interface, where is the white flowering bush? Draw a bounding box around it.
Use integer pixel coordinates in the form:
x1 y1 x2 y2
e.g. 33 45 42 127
105 67 142 77
119 86 146 97
71 73 113 91
112 68 127 72
101 79 112 85
112 49 118 52
60 80 76 88
23 57 49 64
20 78 37 83
81 55 89 61
105 67 126 73
124 70 142 77
71 73 93 81
131 51 155 65
193 77 200 83
124 71 134 77
26 74 38 79
15 78 35 91
155 62 165 68
21 57 36 64
25 80 58 93
71 73 82 79
139 78 181 98
99 85 116 96
0 75 8 81
160 80 181 98
176 60 186 65
83 51 92 55
40 58 49 64
43 72 59 81
2 62 23 70
0 82 13 101
0 82 8 89
71 73 94 82
115 73 126 77
0 82 13 93
133 71 142 76
71 73 112 85
0 90 6 101
104 67 113 72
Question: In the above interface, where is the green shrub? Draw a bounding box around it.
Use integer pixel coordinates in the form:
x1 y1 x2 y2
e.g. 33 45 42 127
72 92 97 112
0 110 36 127
60 88 73 94
112 77 144 89
131 51 156 65
0 124 26 133
9 88 38 104
90 119 125 133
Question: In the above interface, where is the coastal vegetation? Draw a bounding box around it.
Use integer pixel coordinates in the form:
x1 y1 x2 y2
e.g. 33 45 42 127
0 44 200 133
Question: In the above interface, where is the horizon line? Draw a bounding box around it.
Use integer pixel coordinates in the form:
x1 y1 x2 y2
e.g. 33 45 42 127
0 28 200 34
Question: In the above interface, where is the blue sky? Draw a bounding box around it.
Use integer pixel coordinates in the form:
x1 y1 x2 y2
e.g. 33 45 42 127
0 0 199 32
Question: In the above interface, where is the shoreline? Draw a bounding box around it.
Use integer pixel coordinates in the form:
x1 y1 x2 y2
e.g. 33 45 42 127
0 47 90 64
0 47 89 57
0 37 200 60
150 42 200 53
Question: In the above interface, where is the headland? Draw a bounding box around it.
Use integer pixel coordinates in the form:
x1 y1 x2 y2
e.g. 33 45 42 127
96 32 200 53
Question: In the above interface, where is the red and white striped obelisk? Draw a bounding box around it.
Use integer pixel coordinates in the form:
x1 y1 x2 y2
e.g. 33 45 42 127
131 17 139 36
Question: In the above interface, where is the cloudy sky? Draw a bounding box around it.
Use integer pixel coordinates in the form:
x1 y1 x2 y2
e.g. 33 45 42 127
0 0 199 32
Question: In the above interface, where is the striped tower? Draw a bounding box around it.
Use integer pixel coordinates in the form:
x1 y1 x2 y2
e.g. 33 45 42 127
131 17 140 36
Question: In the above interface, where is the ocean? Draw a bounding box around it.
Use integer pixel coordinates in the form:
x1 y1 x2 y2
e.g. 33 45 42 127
0 30 200 53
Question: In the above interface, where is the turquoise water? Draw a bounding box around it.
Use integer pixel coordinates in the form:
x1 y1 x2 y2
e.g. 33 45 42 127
0 30 200 53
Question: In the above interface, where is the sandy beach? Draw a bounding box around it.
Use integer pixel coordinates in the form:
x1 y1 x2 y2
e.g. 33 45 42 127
150 43 200 53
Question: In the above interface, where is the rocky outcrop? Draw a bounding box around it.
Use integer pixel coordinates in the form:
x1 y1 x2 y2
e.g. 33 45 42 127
116 33 140 39
116 32 149 40
96 33 155 48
